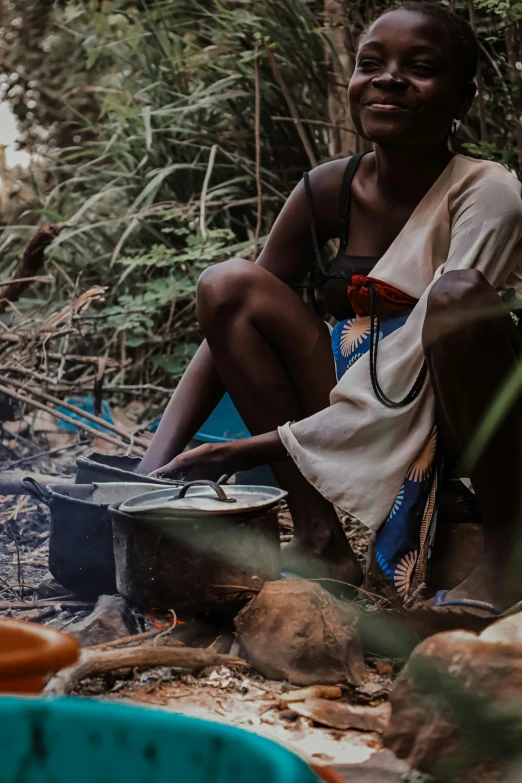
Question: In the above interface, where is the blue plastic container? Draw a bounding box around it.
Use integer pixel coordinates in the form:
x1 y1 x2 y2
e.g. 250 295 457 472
57 396 114 435
0 697 317 783
192 394 278 486
196 393 250 442
150 394 278 487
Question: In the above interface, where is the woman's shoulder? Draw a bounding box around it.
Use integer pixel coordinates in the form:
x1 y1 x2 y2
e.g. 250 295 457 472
449 154 522 221
451 154 521 191
306 157 351 193
304 157 352 233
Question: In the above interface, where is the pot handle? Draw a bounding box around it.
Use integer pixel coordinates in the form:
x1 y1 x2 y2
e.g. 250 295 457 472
177 480 237 503
20 476 52 505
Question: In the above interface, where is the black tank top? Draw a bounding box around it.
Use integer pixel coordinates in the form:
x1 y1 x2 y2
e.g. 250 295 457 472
313 152 380 321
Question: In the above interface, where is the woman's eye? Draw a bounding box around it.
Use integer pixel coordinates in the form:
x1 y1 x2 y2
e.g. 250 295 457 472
358 59 380 70
410 62 437 75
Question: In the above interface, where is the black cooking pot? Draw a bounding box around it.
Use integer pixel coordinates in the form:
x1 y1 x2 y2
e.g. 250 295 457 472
21 477 164 599
110 480 286 613
75 451 182 486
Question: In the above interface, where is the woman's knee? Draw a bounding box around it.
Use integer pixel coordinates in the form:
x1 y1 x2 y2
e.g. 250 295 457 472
423 270 496 351
196 257 255 327
426 270 489 315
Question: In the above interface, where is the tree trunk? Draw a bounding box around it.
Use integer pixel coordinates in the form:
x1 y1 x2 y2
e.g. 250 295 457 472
323 0 367 158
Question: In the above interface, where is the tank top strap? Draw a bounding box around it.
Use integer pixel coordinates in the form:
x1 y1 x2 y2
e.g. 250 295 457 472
338 151 370 253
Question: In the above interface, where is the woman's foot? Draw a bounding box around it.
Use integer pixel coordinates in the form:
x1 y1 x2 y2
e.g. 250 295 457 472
281 532 364 591
431 557 522 617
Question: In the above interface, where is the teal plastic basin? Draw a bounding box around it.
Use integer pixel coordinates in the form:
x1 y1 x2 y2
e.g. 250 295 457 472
0 697 318 783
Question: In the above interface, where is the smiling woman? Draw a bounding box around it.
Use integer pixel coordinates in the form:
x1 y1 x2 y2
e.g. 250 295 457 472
139 2 522 619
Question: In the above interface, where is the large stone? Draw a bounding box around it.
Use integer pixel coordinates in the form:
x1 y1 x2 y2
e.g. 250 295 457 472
383 629 522 778
480 610 522 645
67 594 138 647
234 579 365 686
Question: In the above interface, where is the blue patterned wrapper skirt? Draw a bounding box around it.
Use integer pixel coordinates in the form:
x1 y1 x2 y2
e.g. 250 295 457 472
331 312 481 596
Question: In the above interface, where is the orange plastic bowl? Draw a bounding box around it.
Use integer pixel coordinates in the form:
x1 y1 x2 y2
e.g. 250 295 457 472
0 618 79 694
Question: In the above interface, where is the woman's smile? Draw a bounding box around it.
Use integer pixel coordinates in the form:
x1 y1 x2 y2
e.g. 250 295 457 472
364 101 412 112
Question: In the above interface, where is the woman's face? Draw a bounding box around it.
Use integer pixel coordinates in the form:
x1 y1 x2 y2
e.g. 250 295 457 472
348 9 472 146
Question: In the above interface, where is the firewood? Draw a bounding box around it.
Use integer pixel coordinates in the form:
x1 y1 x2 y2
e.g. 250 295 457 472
45 646 247 695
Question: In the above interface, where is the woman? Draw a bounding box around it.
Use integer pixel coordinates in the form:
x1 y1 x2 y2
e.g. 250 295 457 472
139 2 522 615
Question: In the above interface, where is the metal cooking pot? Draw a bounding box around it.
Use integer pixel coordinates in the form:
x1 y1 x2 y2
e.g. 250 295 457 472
21 478 164 599
110 480 287 613
75 451 183 487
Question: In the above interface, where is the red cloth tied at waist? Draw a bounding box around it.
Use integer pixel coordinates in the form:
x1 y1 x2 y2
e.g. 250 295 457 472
347 275 418 317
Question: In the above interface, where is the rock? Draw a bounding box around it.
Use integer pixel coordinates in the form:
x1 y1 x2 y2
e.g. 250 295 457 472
479 610 522 645
38 574 73 600
234 579 365 685
66 594 138 646
383 630 522 777
330 750 410 783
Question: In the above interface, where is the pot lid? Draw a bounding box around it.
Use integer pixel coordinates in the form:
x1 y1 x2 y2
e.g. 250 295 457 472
117 480 287 517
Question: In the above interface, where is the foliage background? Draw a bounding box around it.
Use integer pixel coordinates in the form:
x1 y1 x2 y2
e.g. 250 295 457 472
0 0 521 406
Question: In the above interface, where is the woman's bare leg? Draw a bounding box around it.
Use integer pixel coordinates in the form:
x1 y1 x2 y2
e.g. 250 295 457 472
423 269 522 609
153 257 362 585
139 341 224 474
198 258 362 584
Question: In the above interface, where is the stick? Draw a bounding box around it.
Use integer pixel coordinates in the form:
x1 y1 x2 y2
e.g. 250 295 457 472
0 382 143 453
2 441 79 471
0 376 149 448
0 600 93 610
264 42 318 168
0 275 54 288
85 628 169 651
45 647 247 695
216 146 286 203
278 685 342 707
199 144 218 242
251 45 263 262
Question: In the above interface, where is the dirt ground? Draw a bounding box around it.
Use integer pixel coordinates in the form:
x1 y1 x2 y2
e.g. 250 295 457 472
0 430 412 781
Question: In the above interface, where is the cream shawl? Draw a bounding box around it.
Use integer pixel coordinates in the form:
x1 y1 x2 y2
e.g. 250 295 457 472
278 155 522 532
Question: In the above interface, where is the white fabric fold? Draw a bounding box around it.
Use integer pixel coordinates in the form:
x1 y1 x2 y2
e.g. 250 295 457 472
279 155 522 531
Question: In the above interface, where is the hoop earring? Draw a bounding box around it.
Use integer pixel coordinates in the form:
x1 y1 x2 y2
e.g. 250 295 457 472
451 120 458 137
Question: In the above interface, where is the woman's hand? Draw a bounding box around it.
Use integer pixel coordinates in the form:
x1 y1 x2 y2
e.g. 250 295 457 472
149 430 286 482
149 441 242 483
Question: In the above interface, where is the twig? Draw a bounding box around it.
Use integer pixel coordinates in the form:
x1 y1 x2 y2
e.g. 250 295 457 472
307 577 393 605
153 610 177 645
217 146 286 202
0 275 54 288
0 600 94 610
252 45 263 262
57 292 76 382
199 144 218 242
0 376 149 449
85 628 170 651
0 382 141 452
1 440 79 470
45 646 247 695
263 42 318 168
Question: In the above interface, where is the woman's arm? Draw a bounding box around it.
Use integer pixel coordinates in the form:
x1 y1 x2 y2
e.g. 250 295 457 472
139 161 344 474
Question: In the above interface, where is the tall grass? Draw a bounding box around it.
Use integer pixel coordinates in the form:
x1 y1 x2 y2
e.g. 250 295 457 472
33 0 332 388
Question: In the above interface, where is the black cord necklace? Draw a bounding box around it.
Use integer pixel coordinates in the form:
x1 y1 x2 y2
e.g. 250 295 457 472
303 170 427 409
367 281 427 408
